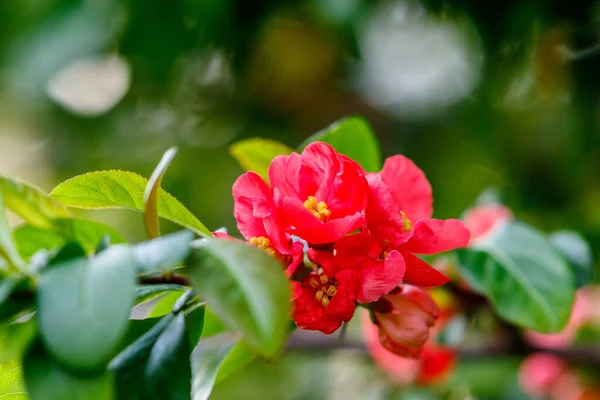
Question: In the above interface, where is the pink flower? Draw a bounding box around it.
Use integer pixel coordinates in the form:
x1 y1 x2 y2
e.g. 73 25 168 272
463 203 513 244
519 353 569 398
269 142 368 244
371 285 439 358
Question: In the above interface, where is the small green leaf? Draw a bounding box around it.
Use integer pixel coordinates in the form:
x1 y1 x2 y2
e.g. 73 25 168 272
457 221 575 333
145 313 192 400
24 342 113 400
550 230 594 289
185 239 290 358
38 245 136 370
0 317 37 363
229 138 293 181
50 171 211 237
191 333 239 400
144 147 178 239
0 359 28 400
13 219 126 260
136 284 188 304
132 230 195 274
298 116 382 172
110 313 192 400
0 176 70 230
0 193 26 271
147 292 185 318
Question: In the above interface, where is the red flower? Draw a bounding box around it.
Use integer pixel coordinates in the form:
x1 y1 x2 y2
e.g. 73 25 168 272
232 171 304 275
371 285 439 358
333 233 406 303
269 142 368 244
364 156 470 287
291 249 359 334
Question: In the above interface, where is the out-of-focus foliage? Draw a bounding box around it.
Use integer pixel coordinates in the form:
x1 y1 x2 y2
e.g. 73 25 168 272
2 0 600 398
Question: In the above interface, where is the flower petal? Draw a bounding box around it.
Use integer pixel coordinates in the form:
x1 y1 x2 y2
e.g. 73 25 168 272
402 219 470 254
402 252 450 287
327 157 368 217
463 204 513 244
380 155 433 221
365 173 409 244
269 152 302 197
357 250 406 304
298 142 341 201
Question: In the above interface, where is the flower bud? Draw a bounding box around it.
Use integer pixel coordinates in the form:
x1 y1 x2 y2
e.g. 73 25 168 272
373 285 439 358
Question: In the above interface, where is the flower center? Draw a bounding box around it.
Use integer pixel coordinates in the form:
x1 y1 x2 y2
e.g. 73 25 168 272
309 273 337 307
249 236 277 258
400 211 413 232
303 196 331 222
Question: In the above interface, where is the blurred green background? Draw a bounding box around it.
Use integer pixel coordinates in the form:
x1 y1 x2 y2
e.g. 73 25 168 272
2 0 600 398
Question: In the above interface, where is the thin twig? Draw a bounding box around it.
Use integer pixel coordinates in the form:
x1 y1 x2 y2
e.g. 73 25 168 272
139 273 191 286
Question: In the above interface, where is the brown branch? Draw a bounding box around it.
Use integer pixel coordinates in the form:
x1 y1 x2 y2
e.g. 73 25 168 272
138 273 191 286
285 332 600 367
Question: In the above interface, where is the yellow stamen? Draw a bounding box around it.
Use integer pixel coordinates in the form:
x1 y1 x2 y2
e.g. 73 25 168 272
320 275 329 284
303 196 331 222
315 290 324 301
326 285 337 297
321 296 330 307
400 211 413 232
309 277 320 289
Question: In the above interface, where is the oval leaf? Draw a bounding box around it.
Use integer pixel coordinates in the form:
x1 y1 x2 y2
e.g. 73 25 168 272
298 116 382 172
38 245 136 370
550 230 594 289
456 221 575 333
24 343 113 400
0 176 69 230
229 138 293 181
0 317 37 363
191 333 239 400
144 147 178 239
185 239 290 358
49 171 210 237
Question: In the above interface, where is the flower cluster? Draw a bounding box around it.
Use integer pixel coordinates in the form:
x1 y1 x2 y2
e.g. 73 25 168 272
226 142 470 356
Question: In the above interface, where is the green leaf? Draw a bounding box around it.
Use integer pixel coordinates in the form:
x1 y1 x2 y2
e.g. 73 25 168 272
0 359 28 400
147 292 185 318
191 333 239 400
214 341 255 384
0 317 37 363
14 218 126 260
109 313 192 400
229 138 293 181
298 116 382 172
23 343 113 400
38 245 136 370
110 315 174 400
136 284 188 304
185 305 205 348
132 230 195 274
550 230 594 289
144 147 178 239
0 193 26 271
145 313 192 400
49 171 211 237
0 176 69 230
185 239 290 358
456 221 575 333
